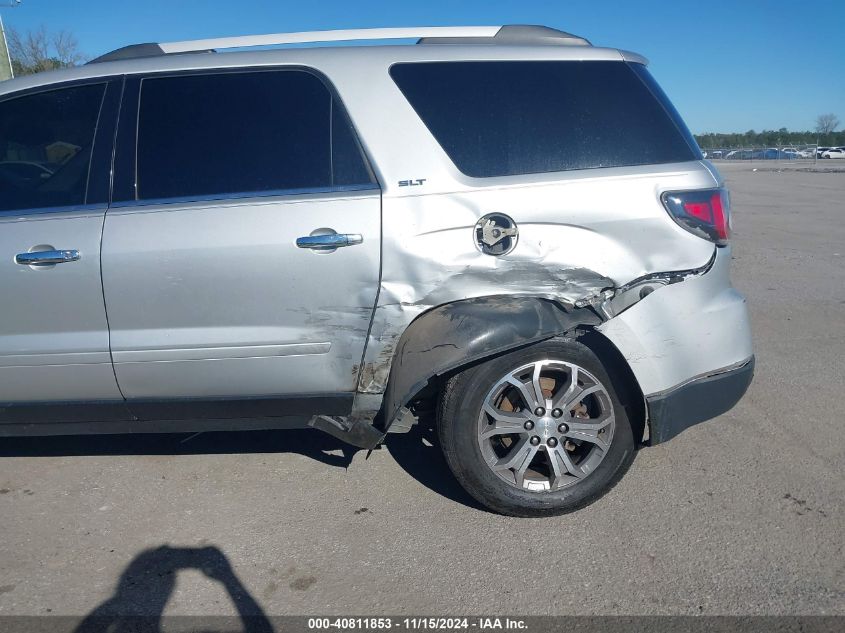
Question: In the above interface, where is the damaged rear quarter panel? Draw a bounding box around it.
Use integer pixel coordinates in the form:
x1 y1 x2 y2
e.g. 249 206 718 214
355 163 719 419
597 245 753 396
380 296 604 427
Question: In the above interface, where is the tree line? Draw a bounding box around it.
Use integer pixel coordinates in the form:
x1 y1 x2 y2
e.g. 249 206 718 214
695 127 844 149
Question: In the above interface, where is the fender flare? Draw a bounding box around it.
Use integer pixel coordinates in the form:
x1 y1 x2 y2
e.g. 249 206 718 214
380 295 603 430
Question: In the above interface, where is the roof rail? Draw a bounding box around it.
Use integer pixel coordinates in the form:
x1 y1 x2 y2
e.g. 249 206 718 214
88 25 591 65
418 25 591 46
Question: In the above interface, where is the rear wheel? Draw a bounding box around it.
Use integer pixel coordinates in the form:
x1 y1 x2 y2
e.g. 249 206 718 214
437 338 635 516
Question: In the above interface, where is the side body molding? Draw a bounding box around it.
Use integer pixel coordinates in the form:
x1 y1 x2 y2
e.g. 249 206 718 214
380 296 602 430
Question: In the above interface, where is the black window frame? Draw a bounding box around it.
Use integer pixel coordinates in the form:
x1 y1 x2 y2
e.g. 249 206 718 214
389 60 702 179
112 66 378 207
0 77 123 217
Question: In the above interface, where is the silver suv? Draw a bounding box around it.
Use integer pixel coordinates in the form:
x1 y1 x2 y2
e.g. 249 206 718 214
0 25 753 516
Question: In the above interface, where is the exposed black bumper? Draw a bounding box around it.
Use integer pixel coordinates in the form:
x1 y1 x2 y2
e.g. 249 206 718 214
646 356 755 445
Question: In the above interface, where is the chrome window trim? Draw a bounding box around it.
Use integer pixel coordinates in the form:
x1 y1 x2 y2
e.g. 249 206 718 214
108 183 380 209
0 203 108 219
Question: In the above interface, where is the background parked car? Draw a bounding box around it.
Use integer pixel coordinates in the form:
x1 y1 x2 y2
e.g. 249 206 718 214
725 149 754 160
821 148 845 159
781 148 813 159
746 148 800 160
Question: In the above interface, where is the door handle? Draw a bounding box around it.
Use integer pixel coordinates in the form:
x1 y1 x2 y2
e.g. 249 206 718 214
296 234 363 250
15 249 81 265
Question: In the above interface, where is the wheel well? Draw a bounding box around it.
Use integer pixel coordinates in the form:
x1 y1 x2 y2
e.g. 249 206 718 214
378 296 605 432
405 338 551 415
576 330 647 446
403 328 647 445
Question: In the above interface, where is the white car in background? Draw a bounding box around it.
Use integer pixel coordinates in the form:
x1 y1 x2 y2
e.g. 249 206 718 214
821 148 845 159
782 148 812 159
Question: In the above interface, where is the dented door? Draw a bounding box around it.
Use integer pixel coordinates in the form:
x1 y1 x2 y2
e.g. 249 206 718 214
102 189 381 399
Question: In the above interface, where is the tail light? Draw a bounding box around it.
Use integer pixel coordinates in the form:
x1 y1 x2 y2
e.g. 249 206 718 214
661 188 731 246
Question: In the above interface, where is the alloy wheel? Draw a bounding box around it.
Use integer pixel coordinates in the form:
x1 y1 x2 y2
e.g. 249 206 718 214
476 359 616 491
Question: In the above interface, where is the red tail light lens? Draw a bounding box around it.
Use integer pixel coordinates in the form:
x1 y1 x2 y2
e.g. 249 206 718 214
661 188 731 246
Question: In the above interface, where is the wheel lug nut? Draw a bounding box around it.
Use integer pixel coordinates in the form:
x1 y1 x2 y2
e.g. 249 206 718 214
557 423 569 433
523 420 534 431
552 408 563 418
534 407 546 416
529 436 541 446
547 437 558 448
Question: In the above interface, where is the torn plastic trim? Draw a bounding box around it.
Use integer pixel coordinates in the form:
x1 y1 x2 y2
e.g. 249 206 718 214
598 249 717 319
309 414 385 449
378 295 603 433
355 263 617 398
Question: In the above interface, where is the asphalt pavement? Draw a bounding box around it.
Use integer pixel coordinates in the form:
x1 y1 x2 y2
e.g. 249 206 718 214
0 162 842 618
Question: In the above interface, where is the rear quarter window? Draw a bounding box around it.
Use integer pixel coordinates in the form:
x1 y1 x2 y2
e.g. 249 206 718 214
390 61 700 178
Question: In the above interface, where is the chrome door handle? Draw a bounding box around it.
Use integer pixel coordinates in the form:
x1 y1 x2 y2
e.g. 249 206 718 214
296 234 363 249
15 249 81 265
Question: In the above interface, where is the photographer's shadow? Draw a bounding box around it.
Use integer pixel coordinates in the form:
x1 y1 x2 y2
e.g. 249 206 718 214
74 545 273 633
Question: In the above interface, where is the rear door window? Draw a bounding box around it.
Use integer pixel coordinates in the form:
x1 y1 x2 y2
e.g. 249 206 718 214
0 83 106 212
390 61 700 178
135 69 374 201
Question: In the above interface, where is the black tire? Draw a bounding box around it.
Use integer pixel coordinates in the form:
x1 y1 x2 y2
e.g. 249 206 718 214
437 337 636 517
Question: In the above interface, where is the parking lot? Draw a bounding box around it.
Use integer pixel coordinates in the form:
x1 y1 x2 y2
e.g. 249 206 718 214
0 163 842 619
